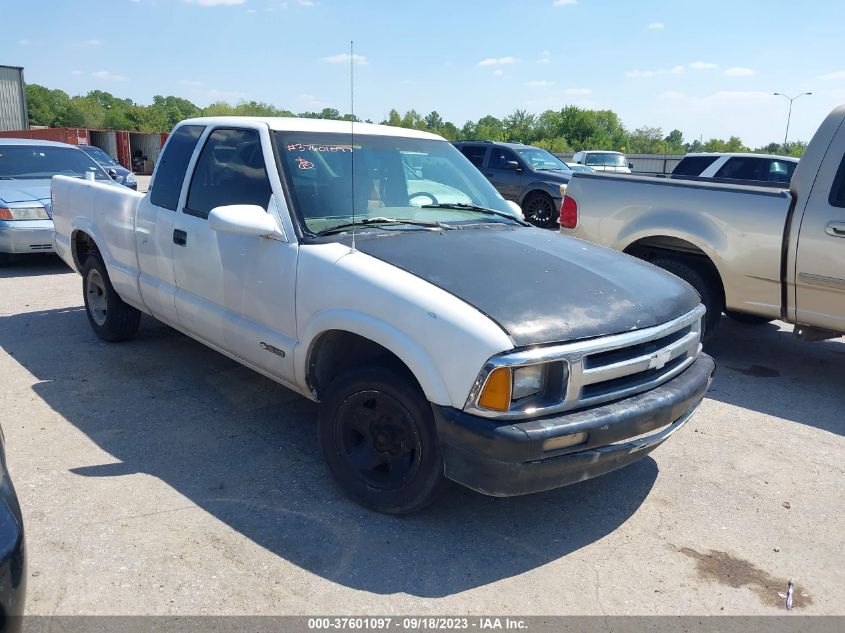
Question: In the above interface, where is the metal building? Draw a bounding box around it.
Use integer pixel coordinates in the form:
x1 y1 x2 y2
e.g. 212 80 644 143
0 65 28 131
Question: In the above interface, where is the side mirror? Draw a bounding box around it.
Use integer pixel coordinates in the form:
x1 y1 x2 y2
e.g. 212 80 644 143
506 200 524 220
577 160 583 165
505 160 521 172
208 205 283 239
107 168 118 179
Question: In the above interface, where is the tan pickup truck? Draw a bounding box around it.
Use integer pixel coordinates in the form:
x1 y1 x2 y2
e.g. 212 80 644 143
560 105 845 339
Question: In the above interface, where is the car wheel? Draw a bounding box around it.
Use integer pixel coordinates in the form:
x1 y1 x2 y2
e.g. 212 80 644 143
82 254 141 342
522 192 558 228
318 365 448 514
650 256 723 339
725 310 773 325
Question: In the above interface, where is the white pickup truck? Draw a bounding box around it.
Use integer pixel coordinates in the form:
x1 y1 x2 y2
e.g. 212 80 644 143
561 105 845 339
52 116 714 514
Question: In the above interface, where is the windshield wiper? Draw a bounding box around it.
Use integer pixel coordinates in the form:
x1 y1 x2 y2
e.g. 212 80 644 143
420 203 531 226
315 217 452 237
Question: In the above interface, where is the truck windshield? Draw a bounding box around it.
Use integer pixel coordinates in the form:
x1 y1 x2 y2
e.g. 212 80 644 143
275 132 517 235
585 153 628 167
0 145 109 181
515 148 571 171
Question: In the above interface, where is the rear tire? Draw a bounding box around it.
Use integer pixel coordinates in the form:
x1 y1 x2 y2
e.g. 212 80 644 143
82 254 141 342
725 310 773 325
522 191 558 228
318 365 448 514
650 256 723 338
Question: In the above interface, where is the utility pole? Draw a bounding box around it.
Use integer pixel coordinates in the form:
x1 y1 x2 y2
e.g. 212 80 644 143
773 92 812 153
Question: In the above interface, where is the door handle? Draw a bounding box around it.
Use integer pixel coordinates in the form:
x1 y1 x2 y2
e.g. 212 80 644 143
173 229 187 246
825 221 845 238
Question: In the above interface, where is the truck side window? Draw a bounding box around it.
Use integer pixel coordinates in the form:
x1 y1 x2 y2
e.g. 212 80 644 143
673 155 719 176
489 148 519 170
830 154 845 208
185 128 273 219
150 125 204 211
460 146 487 168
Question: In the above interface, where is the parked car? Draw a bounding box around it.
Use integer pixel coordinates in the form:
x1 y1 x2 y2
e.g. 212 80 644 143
560 104 845 339
671 152 799 186
0 139 111 266
52 117 713 514
452 140 572 228
566 163 596 173
78 144 138 190
572 150 632 174
0 422 26 632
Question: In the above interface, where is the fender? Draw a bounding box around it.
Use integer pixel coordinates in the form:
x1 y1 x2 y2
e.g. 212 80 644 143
518 180 564 206
296 309 453 407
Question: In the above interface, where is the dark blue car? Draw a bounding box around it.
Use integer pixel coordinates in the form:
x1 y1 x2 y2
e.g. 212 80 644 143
78 145 138 190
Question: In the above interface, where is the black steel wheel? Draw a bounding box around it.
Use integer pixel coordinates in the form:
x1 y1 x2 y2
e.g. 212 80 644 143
522 191 557 228
318 365 448 514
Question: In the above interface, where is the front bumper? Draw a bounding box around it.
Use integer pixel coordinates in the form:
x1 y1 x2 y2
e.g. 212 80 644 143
434 353 715 497
0 219 55 254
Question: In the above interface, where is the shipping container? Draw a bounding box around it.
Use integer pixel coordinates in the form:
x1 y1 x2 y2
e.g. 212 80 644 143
0 126 164 172
0 126 89 145
0 65 27 131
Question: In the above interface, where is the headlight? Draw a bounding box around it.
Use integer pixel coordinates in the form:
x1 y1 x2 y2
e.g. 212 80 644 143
512 365 544 400
0 207 50 220
476 361 568 413
124 172 137 184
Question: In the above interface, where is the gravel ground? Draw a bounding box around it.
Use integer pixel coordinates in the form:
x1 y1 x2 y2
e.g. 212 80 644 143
1 256 843 616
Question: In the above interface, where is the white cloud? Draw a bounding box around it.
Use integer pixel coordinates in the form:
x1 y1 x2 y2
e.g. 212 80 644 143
296 0 314 5
185 0 246 6
179 79 203 87
71 69 84 76
724 66 755 77
647 22 664 30
525 80 555 87
660 90 685 99
323 53 367 65
246 8 256 12
566 88 592 95
537 50 551 64
819 70 845 80
493 69 504 77
689 61 718 70
478 56 516 67
553 0 577 5
86 39 101 45
17 38 29 45
92 70 128 81
626 65 683 79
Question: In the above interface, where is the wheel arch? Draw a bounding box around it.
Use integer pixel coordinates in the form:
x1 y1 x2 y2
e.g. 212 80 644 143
299 312 453 407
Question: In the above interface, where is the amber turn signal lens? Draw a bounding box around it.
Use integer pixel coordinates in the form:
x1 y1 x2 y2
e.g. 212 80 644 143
0 208 13 221
479 367 512 411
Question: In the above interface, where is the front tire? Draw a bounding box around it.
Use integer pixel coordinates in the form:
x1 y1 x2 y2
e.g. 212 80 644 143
82 255 141 342
650 256 723 339
318 365 448 514
522 191 558 228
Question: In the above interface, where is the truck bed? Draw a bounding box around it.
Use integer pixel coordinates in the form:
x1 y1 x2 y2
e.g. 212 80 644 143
563 172 794 318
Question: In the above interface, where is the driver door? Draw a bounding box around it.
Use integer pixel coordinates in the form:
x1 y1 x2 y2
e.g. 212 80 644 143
485 147 524 200
172 126 299 383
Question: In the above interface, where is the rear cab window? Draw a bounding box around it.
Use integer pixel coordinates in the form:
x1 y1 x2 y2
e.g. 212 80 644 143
150 125 205 211
715 157 766 181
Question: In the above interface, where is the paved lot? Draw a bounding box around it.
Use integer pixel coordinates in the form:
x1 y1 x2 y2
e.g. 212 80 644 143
1 256 843 615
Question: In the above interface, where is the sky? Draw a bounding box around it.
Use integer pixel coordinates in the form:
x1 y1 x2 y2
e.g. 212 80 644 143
3 0 845 147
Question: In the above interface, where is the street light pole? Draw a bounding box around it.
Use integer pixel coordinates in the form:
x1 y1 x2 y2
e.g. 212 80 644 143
773 92 812 152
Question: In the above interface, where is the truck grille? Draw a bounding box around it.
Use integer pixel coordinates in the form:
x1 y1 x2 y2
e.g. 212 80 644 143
466 304 705 420
562 306 703 412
